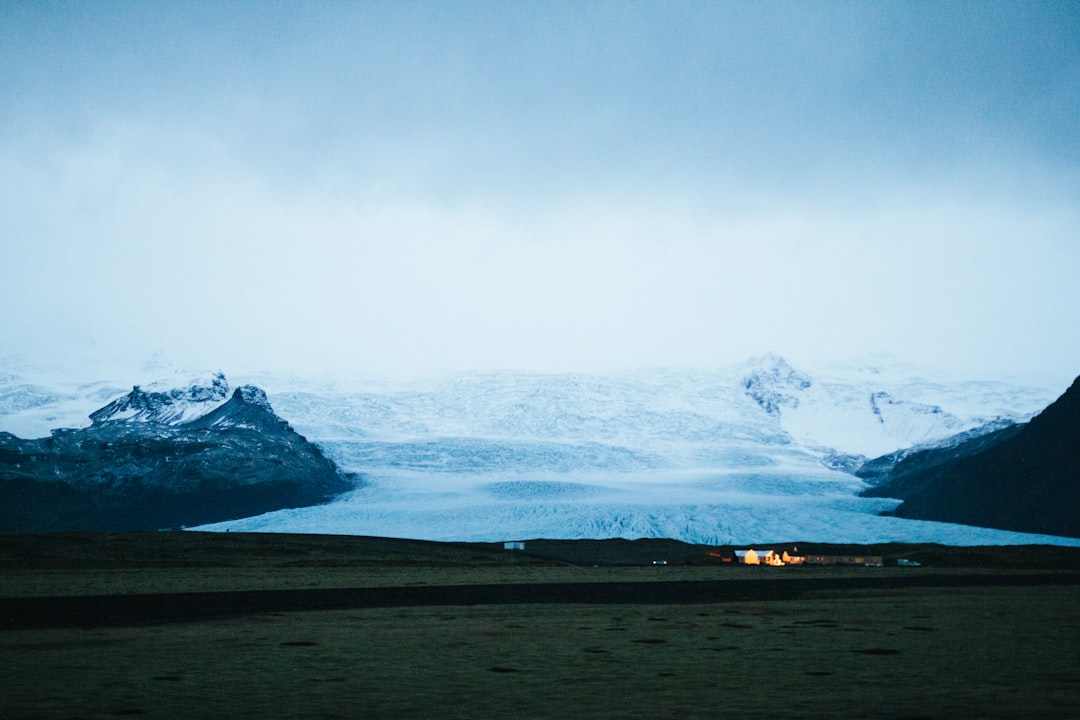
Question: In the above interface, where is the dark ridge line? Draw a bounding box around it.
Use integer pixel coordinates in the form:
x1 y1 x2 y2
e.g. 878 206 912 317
3 573 1078 631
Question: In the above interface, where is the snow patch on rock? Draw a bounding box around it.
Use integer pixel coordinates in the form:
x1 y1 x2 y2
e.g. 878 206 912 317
90 371 230 425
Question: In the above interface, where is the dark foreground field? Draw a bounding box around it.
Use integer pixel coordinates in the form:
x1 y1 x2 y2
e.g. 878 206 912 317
2 533 1079 719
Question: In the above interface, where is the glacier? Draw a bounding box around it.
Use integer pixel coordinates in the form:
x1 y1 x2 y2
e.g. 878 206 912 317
3 355 1078 546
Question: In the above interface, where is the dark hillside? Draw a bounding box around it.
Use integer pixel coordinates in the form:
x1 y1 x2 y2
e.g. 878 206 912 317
0 387 354 532
861 375 1080 537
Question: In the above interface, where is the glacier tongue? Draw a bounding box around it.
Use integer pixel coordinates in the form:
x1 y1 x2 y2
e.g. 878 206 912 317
194 360 1078 546
196 469 1080 547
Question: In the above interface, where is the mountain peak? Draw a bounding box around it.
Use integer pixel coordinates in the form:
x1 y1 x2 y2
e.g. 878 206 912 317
234 385 272 410
741 354 812 415
181 383 289 432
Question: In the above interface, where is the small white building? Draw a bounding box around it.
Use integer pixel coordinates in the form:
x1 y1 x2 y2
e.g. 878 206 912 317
734 549 760 565
735 548 782 566
503 541 525 551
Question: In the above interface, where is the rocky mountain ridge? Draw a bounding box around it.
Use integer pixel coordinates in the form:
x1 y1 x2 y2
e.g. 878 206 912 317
88 370 231 425
0 377 355 532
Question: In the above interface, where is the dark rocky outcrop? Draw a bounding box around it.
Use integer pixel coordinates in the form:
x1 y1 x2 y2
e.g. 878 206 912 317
860 375 1080 538
0 384 356 532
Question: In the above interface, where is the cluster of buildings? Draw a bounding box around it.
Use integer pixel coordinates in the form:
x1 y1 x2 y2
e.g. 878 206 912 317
721 547 884 567
501 540 899 567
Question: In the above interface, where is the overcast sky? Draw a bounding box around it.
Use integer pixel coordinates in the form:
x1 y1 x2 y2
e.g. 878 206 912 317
2 1 1078 382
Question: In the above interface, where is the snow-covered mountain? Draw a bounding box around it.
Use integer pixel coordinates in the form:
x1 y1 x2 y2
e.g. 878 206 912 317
89 371 231 425
0 363 229 439
2 354 1074 545
740 354 1050 459
0 375 353 532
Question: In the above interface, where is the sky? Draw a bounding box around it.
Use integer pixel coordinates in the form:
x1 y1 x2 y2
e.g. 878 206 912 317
2 1 1079 383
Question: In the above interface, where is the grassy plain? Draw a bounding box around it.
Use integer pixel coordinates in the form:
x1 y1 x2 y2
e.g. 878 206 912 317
2 532 1079 719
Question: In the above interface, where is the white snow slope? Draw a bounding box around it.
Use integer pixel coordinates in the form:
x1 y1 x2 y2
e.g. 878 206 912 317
2 355 1076 546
